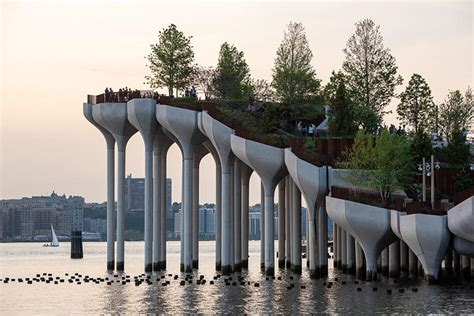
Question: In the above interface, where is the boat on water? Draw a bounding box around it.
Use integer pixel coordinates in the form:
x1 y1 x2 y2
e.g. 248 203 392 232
43 224 59 247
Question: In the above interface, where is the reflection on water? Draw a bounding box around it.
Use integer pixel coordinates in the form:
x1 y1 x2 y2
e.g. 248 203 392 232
1 241 473 314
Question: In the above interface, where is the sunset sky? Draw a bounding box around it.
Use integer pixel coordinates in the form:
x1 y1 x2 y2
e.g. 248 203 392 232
1 0 472 204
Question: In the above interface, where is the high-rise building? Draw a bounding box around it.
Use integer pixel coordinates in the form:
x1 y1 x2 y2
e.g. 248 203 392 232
173 210 181 239
125 175 145 212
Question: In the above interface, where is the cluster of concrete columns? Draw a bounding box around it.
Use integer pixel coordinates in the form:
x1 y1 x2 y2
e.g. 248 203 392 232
85 100 330 276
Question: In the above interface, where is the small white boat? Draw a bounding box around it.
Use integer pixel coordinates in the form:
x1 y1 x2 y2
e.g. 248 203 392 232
43 224 59 247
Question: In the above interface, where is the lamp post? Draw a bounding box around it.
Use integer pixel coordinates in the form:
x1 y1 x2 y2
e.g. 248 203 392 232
418 156 440 209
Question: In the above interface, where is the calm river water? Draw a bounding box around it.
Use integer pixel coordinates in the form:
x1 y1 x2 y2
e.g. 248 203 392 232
0 241 473 314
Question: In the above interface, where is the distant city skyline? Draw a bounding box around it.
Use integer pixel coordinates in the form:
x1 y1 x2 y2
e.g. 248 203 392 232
1 0 472 204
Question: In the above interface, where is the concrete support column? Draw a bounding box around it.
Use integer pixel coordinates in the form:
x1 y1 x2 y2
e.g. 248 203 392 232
260 181 265 270
444 249 453 274
229 165 234 271
116 149 126 271
333 222 337 268
233 160 242 272
241 165 250 269
285 177 291 269
192 156 200 269
306 213 310 269
461 255 471 280
400 241 408 273
278 180 286 269
308 208 319 278
341 229 347 273
409 248 418 277
453 252 460 274
182 150 193 273
382 247 389 276
159 152 168 269
215 163 222 271
106 145 115 271
144 149 153 272
355 241 365 280
346 233 355 274
221 166 232 275
321 204 328 276
389 241 400 278
152 150 161 271
264 190 275 276
336 225 342 270
291 182 302 273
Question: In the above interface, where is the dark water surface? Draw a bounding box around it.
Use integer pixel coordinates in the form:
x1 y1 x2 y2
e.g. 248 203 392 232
1 241 473 314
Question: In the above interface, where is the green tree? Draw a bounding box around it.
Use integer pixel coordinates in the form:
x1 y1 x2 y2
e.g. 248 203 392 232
272 22 320 104
145 24 194 96
250 79 275 102
347 130 413 206
189 65 217 100
439 87 474 141
328 81 358 137
444 123 470 167
397 73 435 133
410 127 433 165
342 19 403 132
323 70 345 102
212 42 251 100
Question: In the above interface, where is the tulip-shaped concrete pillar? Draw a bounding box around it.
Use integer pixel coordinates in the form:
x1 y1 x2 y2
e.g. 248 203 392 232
233 159 242 271
284 149 327 278
241 163 253 269
231 135 287 276
326 196 397 281
153 130 173 270
128 98 159 272
389 241 400 277
192 143 209 269
260 181 265 270
278 179 286 268
92 102 137 271
285 176 292 269
83 103 116 271
448 197 474 243
199 112 234 275
157 104 205 272
291 182 302 273
346 233 356 274
400 214 450 283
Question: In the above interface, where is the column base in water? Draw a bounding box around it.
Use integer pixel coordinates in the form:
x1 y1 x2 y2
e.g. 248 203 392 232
291 264 302 274
184 265 192 273
306 260 309 268
241 260 248 269
424 274 438 285
216 261 221 271
309 267 321 279
278 260 285 268
389 270 400 278
160 261 166 270
192 260 198 269
347 265 356 275
145 263 153 272
107 261 114 271
286 260 291 269
180 263 184 272
116 262 124 271
336 260 342 270
234 262 242 272
260 262 265 271
265 267 274 276
366 270 377 282
221 264 231 275
461 266 471 280
152 262 160 271
321 264 328 276
342 264 347 273
356 267 366 280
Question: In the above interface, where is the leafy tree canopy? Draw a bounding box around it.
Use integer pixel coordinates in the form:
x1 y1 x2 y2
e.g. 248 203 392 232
342 19 403 132
145 24 194 96
397 73 435 133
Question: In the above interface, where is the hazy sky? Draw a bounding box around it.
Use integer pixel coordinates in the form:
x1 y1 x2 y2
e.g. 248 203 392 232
1 0 472 204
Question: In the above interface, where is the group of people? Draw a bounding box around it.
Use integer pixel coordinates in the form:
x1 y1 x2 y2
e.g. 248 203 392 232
184 86 197 98
297 121 317 137
103 88 160 102
387 124 406 136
